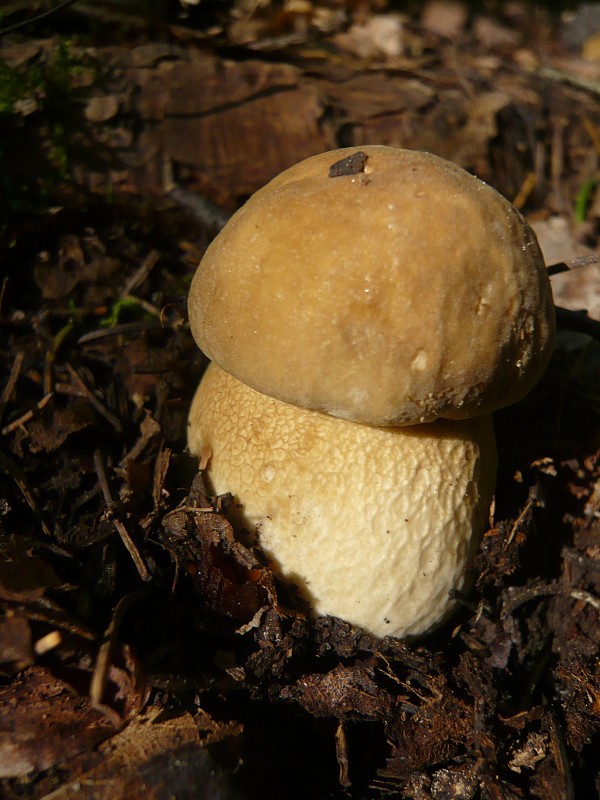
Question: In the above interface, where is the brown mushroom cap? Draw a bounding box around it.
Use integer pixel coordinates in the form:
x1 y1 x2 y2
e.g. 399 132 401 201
188 146 555 426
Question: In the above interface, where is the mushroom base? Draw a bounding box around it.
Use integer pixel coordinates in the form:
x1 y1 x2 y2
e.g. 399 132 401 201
188 363 497 639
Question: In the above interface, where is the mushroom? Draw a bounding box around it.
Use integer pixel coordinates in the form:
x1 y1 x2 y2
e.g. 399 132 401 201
187 146 555 638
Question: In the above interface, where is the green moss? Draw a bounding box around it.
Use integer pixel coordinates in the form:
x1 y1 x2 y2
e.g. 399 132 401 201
100 296 153 328
0 59 41 115
0 39 82 117
574 178 597 223
0 39 88 228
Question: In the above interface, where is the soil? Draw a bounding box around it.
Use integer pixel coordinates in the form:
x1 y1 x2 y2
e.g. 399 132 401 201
0 2 599 798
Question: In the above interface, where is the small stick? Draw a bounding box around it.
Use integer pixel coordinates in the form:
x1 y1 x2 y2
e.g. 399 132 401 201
44 321 74 395
335 721 352 789
506 488 535 545
66 364 123 434
1 392 53 436
512 172 536 210
503 581 600 616
0 449 52 536
0 351 26 411
112 516 152 583
34 630 62 656
120 250 161 298
547 253 600 276
120 409 161 467
163 157 230 230
152 446 171 511
569 588 600 612
93 450 151 582
77 320 161 345
0 0 79 36
0 277 8 319
548 710 575 800
90 590 145 709
538 66 600 98
0 588 97 641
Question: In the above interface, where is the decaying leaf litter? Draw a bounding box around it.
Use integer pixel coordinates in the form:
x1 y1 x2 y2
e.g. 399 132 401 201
0 1 600 797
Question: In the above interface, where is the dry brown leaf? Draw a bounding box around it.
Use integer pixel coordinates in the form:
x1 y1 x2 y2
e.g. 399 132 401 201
281 662 393 719
26 400 96 454
37 709 240 800
0 667 116 779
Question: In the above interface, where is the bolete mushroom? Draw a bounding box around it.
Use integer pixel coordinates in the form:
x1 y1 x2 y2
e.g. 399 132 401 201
187 146 555 639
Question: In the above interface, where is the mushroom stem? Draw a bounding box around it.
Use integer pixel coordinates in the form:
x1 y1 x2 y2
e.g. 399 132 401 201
188 363 497 639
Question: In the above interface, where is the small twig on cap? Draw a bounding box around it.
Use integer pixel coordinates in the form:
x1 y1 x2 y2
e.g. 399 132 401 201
328 151 368 178
547 253 600 276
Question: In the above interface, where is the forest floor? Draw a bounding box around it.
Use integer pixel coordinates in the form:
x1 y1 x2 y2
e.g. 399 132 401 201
1 1 600 798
